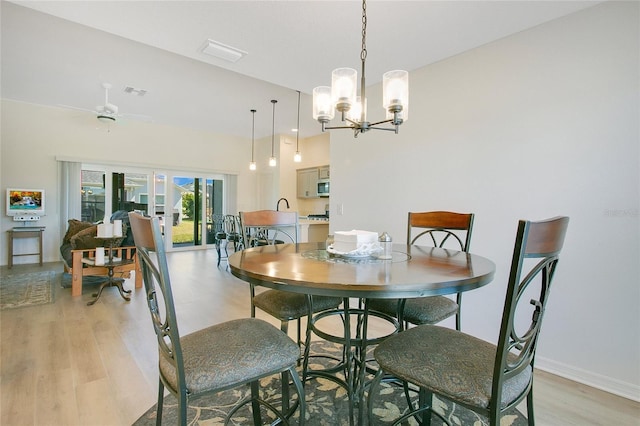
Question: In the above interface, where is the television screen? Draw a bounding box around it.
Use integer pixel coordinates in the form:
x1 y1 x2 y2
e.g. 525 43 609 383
6 189 45 216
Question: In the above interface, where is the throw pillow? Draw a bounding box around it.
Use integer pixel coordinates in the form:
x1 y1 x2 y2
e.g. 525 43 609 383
70 225 99 250
63 219 94 244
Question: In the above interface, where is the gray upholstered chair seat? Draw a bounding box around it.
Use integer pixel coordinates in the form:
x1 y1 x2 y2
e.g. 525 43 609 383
374 325 531 410
368 296 459 325
253 290 341 321
160 318 300 394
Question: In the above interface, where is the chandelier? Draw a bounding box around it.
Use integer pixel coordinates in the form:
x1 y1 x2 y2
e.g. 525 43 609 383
312 0 408 137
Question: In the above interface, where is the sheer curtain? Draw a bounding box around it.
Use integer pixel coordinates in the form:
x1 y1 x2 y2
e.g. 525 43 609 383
58 161 82 235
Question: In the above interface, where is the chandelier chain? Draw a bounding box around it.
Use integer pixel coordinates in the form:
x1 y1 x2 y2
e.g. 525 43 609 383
361 0 367 62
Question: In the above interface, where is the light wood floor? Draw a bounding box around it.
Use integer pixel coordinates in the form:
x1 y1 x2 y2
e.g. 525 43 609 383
1 250 638 425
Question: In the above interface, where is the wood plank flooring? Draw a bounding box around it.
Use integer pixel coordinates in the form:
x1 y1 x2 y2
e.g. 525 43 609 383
1 250 638 425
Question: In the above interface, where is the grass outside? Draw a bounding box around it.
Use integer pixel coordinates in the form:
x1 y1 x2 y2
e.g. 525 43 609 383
172 219 196 244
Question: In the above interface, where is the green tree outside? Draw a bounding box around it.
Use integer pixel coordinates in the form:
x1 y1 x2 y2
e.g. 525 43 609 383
182 192 194 219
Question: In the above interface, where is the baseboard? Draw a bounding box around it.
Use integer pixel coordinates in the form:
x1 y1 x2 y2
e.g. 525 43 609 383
535 356 640 402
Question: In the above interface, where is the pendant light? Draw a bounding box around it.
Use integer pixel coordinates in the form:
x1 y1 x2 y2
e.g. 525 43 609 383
269 99 277 167
294 90 302 162
249 109 257 171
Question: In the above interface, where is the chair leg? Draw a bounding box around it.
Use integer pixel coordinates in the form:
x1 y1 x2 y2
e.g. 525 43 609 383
289 365 306 426
178 388 188 426
419 389 432 426
215 241 222 267
250 285 257 318
301 314 314 382
367 368 385 424
527 387 535 425
156 379 164 426
456 293 462 331
280 320 291 413
250 381 262 425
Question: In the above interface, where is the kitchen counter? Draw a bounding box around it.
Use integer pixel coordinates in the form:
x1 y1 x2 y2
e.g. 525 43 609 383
298 219 329 243
299 219 329 225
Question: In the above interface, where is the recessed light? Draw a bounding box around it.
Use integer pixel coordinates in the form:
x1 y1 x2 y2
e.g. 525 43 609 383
200 39 247 63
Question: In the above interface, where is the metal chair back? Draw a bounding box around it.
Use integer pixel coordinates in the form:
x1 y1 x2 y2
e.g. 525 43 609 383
490 216 569 421
239 210 298 247
407 210 474 250
128 212 187 407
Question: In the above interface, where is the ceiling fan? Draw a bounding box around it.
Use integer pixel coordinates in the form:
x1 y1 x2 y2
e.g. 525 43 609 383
95 82 118 123
60 82 150 124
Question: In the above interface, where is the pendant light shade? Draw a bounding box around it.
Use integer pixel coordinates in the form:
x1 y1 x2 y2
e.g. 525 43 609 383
249 109 256 171
269 99 277 167
294 90 302 163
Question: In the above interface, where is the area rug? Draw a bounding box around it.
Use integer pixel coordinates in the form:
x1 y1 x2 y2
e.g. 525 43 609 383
59 272 107 289
0 270 56 310
134 342 527 426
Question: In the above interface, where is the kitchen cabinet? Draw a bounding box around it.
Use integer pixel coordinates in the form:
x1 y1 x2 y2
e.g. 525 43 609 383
297 168 319 198
307 222 329 243
319 166 330 180
298 220 330 243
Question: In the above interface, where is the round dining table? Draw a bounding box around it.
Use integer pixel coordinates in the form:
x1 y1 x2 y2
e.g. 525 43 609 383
229 242 495 298
229 242 496 425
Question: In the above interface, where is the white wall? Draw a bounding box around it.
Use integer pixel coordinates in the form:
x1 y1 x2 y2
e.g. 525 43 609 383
0 100 258 264
329 1 639 399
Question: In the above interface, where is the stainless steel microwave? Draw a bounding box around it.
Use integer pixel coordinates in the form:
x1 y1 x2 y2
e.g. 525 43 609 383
317 179 330 197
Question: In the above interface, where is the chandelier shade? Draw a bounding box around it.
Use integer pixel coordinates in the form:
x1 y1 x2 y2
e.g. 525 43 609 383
346 96 366 123
383 70 409 122
313 86 334 123
332 68 357 113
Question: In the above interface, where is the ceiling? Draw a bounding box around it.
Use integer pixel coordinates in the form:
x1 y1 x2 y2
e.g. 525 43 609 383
1 0 602 139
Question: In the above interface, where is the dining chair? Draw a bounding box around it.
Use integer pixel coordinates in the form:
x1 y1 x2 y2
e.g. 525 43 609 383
369 216 569 426
212 214 227 266
368 211 474 330
128 212 305 426
224 214 243 252
213 214 243 267
239 210 342 347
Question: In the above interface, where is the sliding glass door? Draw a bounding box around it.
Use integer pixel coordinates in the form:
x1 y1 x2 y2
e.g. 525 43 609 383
80 165 227 251
170 176 224 248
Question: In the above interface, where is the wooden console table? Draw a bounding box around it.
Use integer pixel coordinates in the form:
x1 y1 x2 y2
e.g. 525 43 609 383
7 226 45 268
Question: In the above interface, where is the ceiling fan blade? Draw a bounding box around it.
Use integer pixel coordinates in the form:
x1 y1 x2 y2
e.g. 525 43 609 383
120 112 153 122
58 104 96 113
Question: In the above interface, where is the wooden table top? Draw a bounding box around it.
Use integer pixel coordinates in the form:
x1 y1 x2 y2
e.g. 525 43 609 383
229 242 496 299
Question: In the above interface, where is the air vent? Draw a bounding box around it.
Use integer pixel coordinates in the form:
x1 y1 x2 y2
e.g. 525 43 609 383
200 39 247 63
124 86 148 96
